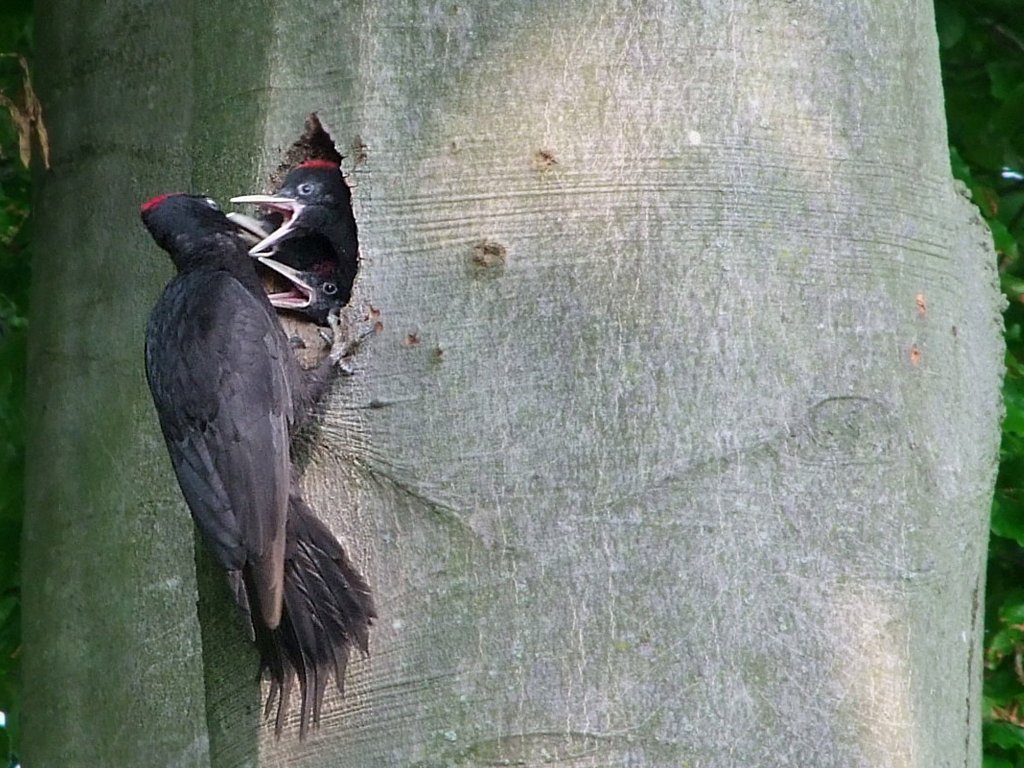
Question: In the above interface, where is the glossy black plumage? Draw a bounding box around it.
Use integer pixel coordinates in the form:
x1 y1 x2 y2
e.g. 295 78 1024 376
270 238 353 324
232 161 359 323
141 193 374 735
143 194 292 628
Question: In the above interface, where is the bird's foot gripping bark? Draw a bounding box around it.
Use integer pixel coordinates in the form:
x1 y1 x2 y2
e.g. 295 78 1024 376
322 303 378 376
300 301 378 413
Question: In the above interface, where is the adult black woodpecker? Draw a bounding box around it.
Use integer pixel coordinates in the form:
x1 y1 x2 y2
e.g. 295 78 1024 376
231 160 359 322
140 193 375 735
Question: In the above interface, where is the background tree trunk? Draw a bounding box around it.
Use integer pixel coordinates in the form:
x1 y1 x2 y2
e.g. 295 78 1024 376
23 1 1002 766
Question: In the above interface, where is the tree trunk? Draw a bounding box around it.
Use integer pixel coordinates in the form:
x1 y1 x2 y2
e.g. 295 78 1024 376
23 2 1002 766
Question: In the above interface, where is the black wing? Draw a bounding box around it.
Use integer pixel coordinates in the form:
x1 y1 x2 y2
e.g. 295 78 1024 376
145 270 295 629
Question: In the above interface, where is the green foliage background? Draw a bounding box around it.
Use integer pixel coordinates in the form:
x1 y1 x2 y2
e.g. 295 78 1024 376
938 1 1024 765
0 2 32 766
0 3 1018 766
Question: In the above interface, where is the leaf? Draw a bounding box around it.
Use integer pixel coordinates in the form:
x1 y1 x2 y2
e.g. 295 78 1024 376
935 1 967 49
1001 372 1024 434
991 495 1024 546
1002 598 1024 627
0 55 47 169
986 720 1024 749
988 63 1024 102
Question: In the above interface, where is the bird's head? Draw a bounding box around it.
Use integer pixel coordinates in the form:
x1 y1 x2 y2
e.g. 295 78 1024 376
140 193 243 271
230 160 351 255
255 258 342 324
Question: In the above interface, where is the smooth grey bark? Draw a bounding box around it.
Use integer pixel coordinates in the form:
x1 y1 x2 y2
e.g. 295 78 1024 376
23 2 1001 767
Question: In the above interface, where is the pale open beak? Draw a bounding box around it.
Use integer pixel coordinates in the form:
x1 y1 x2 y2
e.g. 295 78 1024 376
226 212 271 246
230 194 307 255
256 256 315 310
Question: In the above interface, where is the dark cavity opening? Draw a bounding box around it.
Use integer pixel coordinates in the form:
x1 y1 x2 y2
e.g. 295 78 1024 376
254 113 359 325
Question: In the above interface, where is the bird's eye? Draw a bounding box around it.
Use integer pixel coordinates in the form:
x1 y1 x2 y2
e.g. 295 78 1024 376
322 282 338 296
297 182 315 196
203 197 220 211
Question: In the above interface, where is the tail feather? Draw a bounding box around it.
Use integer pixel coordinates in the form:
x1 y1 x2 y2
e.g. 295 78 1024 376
252 491 376 736
227 569 255 642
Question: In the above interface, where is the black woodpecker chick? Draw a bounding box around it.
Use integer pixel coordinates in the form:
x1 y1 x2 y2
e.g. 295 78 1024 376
232 160 359 323
225 211 344 325
140 193 374 735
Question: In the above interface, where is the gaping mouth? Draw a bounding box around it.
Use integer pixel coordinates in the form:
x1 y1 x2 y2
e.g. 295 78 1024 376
256 256 315 310
225 212 311 308
229 194 306 255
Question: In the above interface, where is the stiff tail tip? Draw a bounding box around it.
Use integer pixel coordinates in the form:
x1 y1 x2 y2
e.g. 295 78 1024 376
259 494 376 737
